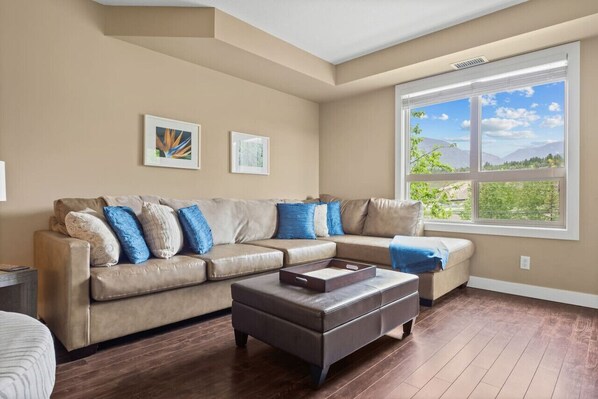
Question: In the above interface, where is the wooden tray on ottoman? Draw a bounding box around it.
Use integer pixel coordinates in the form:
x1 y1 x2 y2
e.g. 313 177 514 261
279 258 376 292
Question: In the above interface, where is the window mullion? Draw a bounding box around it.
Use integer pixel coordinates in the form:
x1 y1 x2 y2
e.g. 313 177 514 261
470 96 481 222
398 108 410 200
475 168 566 181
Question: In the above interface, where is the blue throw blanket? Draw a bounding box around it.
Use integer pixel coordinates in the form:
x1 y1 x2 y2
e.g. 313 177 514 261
389 236 449 274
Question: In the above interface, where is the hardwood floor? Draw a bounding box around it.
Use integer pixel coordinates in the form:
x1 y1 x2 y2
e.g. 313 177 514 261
52 288 598 398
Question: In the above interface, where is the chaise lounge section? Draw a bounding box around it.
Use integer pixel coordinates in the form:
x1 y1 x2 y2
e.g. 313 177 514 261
318 194 474 306
34 194 474 353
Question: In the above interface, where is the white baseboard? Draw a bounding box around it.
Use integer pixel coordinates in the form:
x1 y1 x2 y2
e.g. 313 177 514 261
467 276 598 309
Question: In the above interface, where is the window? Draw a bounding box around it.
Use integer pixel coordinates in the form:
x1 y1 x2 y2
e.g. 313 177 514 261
395 43 579 240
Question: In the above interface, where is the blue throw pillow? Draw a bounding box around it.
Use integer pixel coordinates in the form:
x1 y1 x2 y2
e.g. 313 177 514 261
276 203 317 239
103 206 150 264
326 201 344 236
178 205 213 254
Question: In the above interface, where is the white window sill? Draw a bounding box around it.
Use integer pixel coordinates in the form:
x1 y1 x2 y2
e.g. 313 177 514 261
424 221 579 241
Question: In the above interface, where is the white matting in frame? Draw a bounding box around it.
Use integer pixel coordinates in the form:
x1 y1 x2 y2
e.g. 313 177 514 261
230 131 270 175
144 115 200 170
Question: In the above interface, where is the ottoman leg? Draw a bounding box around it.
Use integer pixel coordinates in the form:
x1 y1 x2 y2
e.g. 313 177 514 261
403 319 414 337
234 329 248 348
310 364 330 388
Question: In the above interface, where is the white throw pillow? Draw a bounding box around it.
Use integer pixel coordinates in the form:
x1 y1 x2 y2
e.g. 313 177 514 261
314 204 329 237
139 202 184 259
65 209 120 267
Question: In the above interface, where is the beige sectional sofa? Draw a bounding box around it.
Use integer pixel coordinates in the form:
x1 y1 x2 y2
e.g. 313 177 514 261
34 194 474 353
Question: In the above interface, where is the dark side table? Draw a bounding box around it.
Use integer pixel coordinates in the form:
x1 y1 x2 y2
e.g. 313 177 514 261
0 267 38 318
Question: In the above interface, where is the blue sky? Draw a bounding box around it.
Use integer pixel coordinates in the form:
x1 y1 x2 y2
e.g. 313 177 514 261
411 81 565 158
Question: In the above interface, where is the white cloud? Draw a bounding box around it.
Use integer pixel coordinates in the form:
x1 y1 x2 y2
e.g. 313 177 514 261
482 118 526 132
531 103 539 108
485 130 536 139
495 107 539 123
548 102 561 112
461 120 471 129
480 94 496 106
508 87 535 97
541 115 564 128
435 113 449 121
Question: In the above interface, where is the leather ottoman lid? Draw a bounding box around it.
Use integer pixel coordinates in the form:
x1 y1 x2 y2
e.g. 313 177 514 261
231 268 418 333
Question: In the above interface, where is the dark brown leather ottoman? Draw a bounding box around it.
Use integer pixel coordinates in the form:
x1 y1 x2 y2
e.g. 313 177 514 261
231 268 419 387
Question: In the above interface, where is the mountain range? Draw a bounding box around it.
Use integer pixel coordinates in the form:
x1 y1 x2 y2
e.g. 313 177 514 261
419 138 564 168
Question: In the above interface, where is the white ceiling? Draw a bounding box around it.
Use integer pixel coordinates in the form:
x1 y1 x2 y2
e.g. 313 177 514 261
95 0 527 64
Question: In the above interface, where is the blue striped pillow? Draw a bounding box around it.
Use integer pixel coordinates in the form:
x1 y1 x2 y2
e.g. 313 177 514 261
326 201 345 236
178 205 213 254
276 203 317 239
103 206 150 264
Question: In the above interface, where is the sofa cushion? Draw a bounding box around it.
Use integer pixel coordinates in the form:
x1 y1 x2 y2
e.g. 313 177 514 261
162 198 241 245
103 195 161 217
196 244 283 281
237 199 279 242
52 196 161 235
54 197 107 230
362 198 423 237
49 216 68 235
139 202 184 259
65 209 120 267
320 235 473 270
249 239 336 266
162 198 279 245
90 255 207 301
320 194 369 235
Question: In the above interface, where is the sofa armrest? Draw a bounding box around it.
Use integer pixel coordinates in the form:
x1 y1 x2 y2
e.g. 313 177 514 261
34 230 91 351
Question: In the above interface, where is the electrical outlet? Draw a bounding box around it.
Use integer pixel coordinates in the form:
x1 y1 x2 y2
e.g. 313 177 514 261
520 256 531 270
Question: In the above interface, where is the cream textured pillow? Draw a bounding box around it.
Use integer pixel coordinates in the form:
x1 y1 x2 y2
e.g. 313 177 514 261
139 202 184 259
65 209 120 267
314 204 329 237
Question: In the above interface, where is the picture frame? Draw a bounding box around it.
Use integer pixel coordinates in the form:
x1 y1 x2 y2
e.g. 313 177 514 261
230 131 270 175
144 115 200 170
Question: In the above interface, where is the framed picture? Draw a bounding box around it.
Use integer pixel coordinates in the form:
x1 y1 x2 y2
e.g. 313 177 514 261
230 131 270 175
144 115 200 170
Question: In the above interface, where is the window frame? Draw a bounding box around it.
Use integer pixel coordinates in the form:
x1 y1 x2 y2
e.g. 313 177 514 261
395 42 580 240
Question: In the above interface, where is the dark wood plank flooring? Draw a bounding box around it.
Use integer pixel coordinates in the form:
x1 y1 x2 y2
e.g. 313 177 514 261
52 288 598 398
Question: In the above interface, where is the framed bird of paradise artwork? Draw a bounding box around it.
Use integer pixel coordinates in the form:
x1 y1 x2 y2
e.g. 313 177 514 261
144 115 200 169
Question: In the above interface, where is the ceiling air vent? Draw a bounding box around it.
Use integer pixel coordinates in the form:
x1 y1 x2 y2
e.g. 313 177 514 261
451 56 489 70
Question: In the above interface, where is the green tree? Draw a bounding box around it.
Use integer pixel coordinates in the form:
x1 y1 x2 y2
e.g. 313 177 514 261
478 180 559 221
409 111 456 219
462 154 562 221
409 111 561 222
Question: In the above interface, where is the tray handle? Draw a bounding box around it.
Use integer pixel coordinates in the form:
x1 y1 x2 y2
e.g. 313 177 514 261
295 277 308 285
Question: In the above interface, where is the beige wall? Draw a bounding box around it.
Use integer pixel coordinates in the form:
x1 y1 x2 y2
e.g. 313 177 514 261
0 0 319 265
320 87 396 199
320 38 598 296
1 0 596 296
